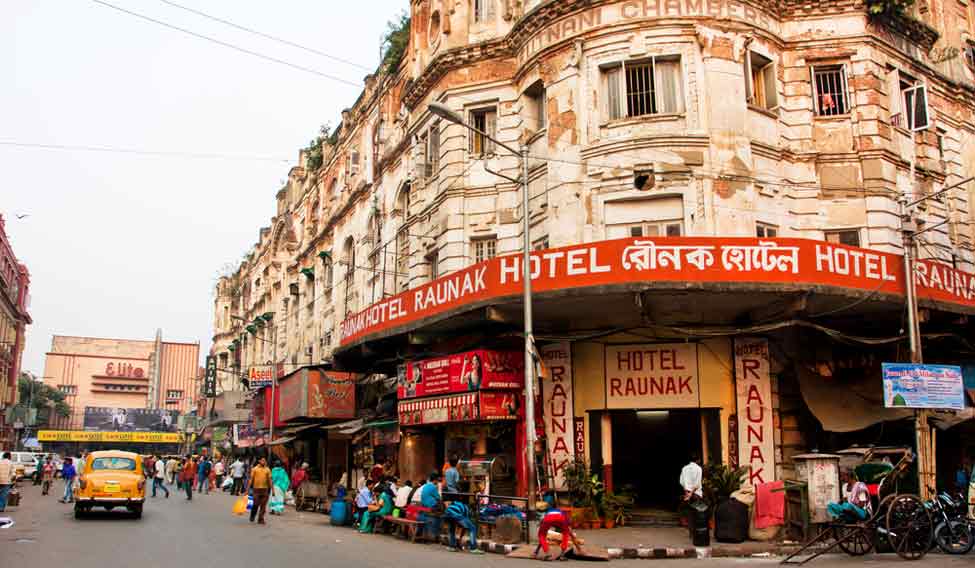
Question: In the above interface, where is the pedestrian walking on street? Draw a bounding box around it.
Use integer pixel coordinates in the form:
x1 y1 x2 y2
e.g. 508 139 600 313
197 456 211 494
41 456 55 495
59 457 77 503
152 455 170 498
181 455 196 500
249 457 271 524
269 461 289 515
214 458 225 489
230 457 246 495
0 452 13 512
167 457 180 485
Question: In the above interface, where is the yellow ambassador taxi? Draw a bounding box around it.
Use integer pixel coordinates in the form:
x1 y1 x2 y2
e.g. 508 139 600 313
75 451 146 519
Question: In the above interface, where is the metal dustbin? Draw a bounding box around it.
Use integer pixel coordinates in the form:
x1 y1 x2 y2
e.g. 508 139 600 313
689 499 711 547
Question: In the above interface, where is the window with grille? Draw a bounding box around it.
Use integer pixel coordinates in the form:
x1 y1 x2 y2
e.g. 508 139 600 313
397 231 410 291
474 0 495 22
427 250 439 280
429 125 440 176
473 238 497 263
58 385 77 395
745 51 778 111
604 56 683 120
533 237 550 251
825 230 860 247
812 65 848 116
166 390 183 399
756 223 779 238
470 108 497 155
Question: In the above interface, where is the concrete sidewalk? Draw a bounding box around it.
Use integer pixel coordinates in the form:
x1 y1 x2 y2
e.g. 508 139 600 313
570 526 796 559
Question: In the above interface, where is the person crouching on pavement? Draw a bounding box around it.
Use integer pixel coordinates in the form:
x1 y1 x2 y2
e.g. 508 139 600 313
535 501 579 561
444 500 484 554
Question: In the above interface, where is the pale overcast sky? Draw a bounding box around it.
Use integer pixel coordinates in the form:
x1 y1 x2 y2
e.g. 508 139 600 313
3 0 406 375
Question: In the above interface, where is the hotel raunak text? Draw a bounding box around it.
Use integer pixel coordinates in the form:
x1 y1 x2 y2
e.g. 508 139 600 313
340 237 975 346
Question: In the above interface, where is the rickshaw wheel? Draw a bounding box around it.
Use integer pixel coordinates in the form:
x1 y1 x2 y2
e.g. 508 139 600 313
885 495 933 560
834 525 874 556
294 487 306 511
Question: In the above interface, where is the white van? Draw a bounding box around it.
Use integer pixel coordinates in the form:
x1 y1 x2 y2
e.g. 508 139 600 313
9 451 40 479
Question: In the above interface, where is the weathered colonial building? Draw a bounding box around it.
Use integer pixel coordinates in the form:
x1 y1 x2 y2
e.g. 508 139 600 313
215 0 975 503
0 215 31 450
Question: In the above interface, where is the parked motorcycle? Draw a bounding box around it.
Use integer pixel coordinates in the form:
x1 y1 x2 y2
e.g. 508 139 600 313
925 488 973 555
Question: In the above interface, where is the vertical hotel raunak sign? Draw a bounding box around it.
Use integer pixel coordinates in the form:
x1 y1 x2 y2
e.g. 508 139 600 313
735 338 775 485
541 342 575 490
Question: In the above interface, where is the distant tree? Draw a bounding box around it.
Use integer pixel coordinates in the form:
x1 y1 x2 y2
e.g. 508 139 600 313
380 12 411 74
17 372 70 418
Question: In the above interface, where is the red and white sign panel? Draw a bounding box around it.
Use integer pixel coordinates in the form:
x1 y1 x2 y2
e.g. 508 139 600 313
541 342 575 490
398 349 524 400
341 237 975 346
735 338 776 486
605 344 700 409
398 393 478 425
479 391 522 420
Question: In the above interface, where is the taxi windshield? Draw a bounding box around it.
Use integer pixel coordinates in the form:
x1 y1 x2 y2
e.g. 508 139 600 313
90 457 137 471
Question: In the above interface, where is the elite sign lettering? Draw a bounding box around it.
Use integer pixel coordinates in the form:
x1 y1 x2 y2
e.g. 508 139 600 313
340 237 975 346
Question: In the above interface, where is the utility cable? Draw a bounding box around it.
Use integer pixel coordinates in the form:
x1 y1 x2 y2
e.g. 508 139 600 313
90 0 362 88
156 0 372 72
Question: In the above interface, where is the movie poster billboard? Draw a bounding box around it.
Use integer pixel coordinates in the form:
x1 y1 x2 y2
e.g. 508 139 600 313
83 407 180 432
398 349 524 400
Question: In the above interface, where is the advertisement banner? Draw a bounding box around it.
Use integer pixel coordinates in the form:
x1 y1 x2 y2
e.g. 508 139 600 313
882 363 965 410
278 369 357 422
233 423 264 447
541 342 575 490
735 338 776 486
398 393 479 425
398 349 523 400
84 407 179 432
479 391 521 420
38 430 181 443
341 237 975 347
248 363 285 389
605 344 700 409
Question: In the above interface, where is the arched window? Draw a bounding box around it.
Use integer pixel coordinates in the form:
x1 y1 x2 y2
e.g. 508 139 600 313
343 237 356 286
329 178 340 198
396 181 411 216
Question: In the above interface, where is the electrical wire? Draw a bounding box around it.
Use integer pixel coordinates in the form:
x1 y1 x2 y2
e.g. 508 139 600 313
90 0 362 88
0 140 291 163
156 0 372 72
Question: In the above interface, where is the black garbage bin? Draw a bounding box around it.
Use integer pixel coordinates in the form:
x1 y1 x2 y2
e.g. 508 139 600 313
688 499 711 547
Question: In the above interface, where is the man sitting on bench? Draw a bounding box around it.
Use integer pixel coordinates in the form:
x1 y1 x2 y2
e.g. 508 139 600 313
444 501 484 554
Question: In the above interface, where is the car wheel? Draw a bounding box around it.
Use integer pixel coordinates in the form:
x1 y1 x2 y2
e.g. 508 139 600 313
74 505 85 519
130 505 143 519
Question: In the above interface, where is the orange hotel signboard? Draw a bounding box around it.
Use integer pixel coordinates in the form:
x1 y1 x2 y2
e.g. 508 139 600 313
340 237 975 346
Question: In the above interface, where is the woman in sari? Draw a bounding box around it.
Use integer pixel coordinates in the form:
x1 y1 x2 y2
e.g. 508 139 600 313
269 461 290 515
359 482 395 533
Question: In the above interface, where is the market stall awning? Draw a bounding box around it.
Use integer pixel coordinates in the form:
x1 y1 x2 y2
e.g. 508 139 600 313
267 436 295 446
323 418 364 434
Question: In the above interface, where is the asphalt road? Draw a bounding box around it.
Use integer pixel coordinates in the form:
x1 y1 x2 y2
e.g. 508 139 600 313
1 483 971 568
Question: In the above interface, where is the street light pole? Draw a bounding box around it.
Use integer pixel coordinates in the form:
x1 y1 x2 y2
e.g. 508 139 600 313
429 102 538 517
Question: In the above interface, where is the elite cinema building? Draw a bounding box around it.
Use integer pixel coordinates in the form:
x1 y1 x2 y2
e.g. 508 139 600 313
213 0 975 507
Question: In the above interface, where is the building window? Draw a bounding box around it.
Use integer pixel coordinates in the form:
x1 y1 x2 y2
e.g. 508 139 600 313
756 223 779 238
811 65 848 116
167 390 183 399
745 51 778 111
936 128 945 160
426 249 439 280
825 230 861 247
421 125 440 179
473 237 497 263
474 0 495 22
533 237 550 251
397 231 410 292
525 80 546 131
58 385 77 395
899 75 929 131
469 108 497 155
628 221 683 237
604 56 683 120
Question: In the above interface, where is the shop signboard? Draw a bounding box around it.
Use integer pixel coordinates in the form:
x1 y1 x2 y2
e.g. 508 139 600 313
342 237 975 347
479 391 521 420
398 393 479 425
38 430 181 444
605 344 700 409
881 363 965 410
398 349 523 400
278 368 357 422
204 356 217 398
541 342 575 489
573 417 586 457
248 363 285 389
735 338 776 486
83 407 179 432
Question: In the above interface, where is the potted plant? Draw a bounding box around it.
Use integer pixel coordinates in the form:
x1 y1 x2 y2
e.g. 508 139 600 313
703 463 748 538
563 459 605 529
602 487 635 528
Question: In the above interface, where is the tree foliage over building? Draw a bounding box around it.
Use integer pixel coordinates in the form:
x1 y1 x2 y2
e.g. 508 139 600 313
18 372 70 418
380 11 411 75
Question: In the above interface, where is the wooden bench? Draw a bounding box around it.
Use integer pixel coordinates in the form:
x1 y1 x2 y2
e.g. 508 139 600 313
381 515 426 542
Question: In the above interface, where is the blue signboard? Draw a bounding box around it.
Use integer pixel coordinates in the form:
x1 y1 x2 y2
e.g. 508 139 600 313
882 363 965 410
